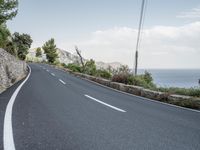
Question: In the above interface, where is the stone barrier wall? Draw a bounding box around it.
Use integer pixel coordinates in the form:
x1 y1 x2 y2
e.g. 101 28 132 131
0 48 27 93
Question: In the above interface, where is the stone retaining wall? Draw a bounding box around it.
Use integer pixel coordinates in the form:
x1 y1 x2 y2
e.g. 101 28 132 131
0 48 27 93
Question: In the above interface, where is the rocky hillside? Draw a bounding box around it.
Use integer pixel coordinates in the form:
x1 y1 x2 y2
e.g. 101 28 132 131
95 61 122 70
0 48 27 93
28 48 122 70
57 48 84 65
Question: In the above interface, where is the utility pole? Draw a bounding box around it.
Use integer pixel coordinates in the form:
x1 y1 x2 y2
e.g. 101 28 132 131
134 0 146 75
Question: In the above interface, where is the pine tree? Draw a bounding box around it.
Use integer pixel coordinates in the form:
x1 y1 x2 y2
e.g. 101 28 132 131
42 38 58 63
0 0 18 24
36 47 42 57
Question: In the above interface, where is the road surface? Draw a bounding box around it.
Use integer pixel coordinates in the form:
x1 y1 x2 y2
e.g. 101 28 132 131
0 63 200 150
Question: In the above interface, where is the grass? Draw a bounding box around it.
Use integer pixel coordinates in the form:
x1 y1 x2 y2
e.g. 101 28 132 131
155 87 200 97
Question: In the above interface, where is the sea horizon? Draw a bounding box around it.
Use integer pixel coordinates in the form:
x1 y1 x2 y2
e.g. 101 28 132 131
137 69 200 88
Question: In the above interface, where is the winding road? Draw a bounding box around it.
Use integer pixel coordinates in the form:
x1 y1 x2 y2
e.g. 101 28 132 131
0 63 200 150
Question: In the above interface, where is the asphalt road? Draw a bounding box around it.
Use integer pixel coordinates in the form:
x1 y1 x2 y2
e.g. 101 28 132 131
0 63 200 150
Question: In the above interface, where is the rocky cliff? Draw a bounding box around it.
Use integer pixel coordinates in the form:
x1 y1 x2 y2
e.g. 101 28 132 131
28 48 122 70
0 48 27 93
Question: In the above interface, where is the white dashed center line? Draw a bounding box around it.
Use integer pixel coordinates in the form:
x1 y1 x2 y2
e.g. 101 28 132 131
84 94 126 113
51 73 55 76
59 79 66 85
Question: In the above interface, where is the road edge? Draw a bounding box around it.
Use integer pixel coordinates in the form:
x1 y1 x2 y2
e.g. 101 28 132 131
3 65 31 150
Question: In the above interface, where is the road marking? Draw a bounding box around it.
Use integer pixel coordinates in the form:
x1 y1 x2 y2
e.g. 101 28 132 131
59 79 66 85
3 65 31 150
46 69 49 72
51 73 55 76
84 95 126 113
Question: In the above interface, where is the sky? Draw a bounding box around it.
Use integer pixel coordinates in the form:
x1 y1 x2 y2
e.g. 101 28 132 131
7 0 200 69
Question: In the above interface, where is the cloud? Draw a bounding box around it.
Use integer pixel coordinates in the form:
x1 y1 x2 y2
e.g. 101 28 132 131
176 7 200 19
60 22 200 69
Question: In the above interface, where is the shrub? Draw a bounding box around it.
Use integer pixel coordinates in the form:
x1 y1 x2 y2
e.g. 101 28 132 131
157 87 200 97
61 63 67 68
118 65 130 74
128 75 146 86
5 41 17 56
112 74 129 84
143 71 153 84
111 71 156 89
84 59 96 76
66 63 82 73
127 75 156 89
0 24 11 48
96 69 112 79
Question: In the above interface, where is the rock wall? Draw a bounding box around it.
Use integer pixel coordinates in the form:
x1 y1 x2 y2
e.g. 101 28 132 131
0 48 27 93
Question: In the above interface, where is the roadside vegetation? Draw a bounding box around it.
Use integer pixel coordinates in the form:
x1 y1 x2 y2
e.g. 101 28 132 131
36 47 42 57
156 87 200 97
0 0 33 60
60 60 200 98
61 59 112 80
42 38 58 64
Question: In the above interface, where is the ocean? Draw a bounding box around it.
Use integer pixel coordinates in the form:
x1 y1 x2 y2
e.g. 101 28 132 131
138 69 200 88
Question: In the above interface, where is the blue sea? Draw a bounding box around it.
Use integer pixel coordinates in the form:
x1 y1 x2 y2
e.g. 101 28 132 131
138 69 200 88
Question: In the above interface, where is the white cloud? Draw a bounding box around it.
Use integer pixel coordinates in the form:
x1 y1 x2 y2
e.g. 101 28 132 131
60 22 200 69
177 7 200 19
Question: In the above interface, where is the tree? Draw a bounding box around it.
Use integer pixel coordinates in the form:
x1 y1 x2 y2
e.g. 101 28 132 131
42 38 58 63
84 59 96 75
5 40 17 56
75 46 85 69
0 0 18 24
12 32 33 60
143 71 153 84
36 47 42 57
118 65 130 75
0 24 17 56
0 23 10 48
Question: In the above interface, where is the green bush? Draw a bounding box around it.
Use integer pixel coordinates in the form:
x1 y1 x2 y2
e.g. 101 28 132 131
52 59 60 66
157 87 200 97
111 70 156 89
96 69 112 79
128 75 146 86
84 59 96 76
61 63 68 68
112 73 129 84
142 71 153 84
0 24 11 48
66 63 82 73
127 75 156 89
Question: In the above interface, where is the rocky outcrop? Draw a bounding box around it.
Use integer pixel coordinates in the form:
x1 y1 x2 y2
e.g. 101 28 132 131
95 61 122 70
0 48 27 93
28 48 122 70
